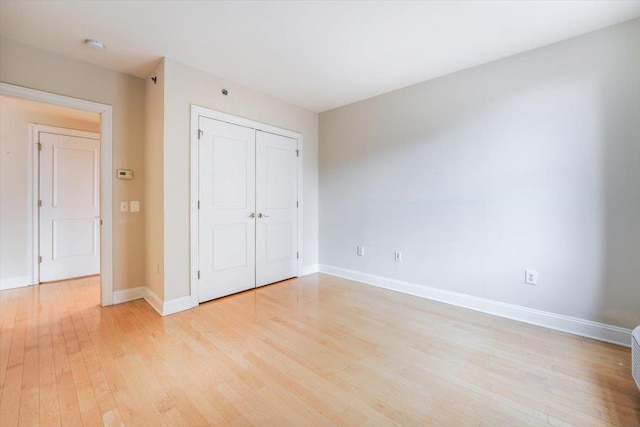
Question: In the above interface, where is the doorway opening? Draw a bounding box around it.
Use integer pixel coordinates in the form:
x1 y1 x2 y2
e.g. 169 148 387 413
1 96 100 300
0 83 114 306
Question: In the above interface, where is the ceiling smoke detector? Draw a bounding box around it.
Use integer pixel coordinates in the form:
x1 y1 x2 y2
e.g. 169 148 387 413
84 39 105 50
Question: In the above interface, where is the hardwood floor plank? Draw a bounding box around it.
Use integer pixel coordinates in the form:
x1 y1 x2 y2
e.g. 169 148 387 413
1 364 24 425
17 337 39 426
0 274 638 427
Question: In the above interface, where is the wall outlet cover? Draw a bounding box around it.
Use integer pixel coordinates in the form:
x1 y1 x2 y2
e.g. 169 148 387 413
525 270 538 285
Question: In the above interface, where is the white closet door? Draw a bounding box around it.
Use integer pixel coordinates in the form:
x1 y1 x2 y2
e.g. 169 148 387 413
39 131 100 282
255 131 298 287
198 117 256 303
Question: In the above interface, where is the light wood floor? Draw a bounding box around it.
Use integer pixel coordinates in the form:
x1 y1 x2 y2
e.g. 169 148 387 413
1 274 638 426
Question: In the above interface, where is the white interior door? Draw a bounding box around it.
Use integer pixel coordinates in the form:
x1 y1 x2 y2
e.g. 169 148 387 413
198 117 256 302
255 131 298 287
39 130 100 282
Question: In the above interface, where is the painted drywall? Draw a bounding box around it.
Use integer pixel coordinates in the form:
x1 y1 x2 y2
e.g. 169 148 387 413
162 58 319 300
144 60 165 299
0 96 99 287
319 19 640 329
0 37 146 291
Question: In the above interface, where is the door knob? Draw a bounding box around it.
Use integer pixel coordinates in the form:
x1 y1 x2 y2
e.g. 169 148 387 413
257 213 270 218
249 213 255 218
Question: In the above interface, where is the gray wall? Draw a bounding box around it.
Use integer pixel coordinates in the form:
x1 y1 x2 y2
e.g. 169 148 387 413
319 19 640 329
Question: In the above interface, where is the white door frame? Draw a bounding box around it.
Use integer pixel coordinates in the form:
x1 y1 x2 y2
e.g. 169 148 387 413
1 82 114 306
31 124 101 284
190 105 303 307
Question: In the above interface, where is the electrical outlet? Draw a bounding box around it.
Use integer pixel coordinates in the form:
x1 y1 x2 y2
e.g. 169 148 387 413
130 201 140 212
525 270 537 285
394 251 402 262
357 246 364 256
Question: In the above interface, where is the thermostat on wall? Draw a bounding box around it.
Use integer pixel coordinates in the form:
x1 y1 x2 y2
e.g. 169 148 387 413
117 169 133 180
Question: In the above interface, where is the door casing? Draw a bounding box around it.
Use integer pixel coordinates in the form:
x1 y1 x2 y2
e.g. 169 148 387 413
190 105 303 306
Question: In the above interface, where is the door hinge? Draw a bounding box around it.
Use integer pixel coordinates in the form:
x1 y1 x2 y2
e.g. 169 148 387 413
37 143 42 151
100 220 103 226
39 256 42 263
296 149 299 157
197 200 200 209
38 200 42 207
197 271 201 279
296 201 299 208
296 252 299 259
198 129 203 139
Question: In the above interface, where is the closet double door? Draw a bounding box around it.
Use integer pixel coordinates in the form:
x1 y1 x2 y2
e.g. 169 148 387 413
198 117 298 303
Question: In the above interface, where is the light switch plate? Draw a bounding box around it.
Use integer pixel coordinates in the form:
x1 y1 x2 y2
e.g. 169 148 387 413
130 201 140 212
120 201 129 212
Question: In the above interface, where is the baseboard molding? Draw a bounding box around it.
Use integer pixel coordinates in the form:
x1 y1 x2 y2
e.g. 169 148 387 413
300 264 319 276
163 295 194 316
112 286 147 304
142 288 163 315
142 287 194 316
319 264 632 348
0 275 33 291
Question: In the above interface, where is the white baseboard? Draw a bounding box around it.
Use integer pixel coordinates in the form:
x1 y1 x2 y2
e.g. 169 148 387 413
112 286 147 304
0 275 33 291
143 287 164 315
319 264 632 348
142 287 194 316
163 295 194 316
300 264 319 276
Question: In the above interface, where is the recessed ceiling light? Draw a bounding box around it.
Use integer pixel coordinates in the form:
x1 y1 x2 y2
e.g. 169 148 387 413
85 39 105 50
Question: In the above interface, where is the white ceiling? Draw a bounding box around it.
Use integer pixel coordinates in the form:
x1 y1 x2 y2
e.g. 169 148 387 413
1 1 638 112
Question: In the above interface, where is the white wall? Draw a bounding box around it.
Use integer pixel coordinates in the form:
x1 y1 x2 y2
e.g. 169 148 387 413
319 19 640 329
161 58 319 300
0 96 99 288
0 37 147 291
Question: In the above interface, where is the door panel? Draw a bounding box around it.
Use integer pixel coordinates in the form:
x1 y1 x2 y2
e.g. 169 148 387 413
53 219 97 259
255 131 298 287
39 131 100 282
198 117 256 303
53 146 97 206
265 222 292 261
212 137 248 208
212 223 248 271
